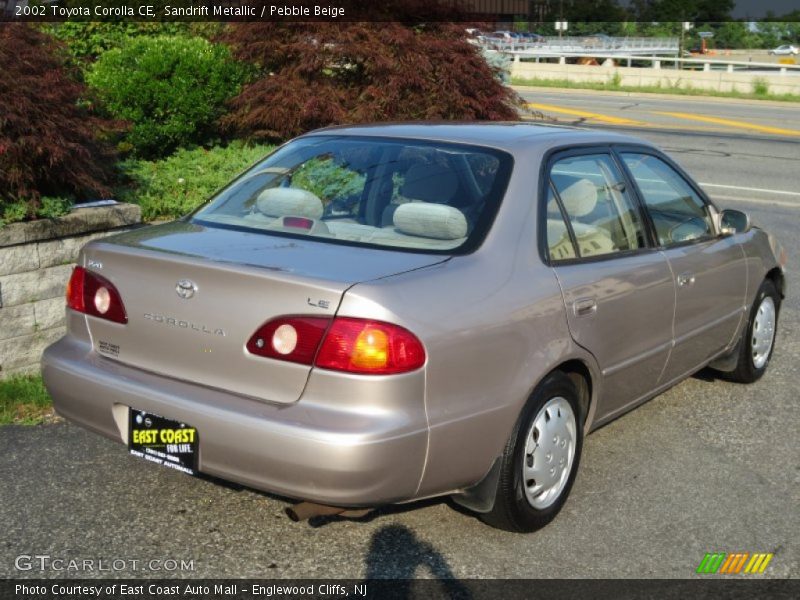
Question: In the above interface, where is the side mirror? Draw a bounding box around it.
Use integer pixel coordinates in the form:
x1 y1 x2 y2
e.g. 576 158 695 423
719 209 751 235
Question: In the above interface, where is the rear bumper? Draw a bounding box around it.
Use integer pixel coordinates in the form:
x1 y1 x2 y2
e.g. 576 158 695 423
42 336 429 506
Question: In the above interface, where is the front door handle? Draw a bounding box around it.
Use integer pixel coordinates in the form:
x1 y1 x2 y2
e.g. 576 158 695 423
573 297 597 317
677 273 696 287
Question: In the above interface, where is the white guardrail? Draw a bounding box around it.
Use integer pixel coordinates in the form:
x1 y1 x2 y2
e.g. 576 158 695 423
510 53 800 74
477 36 680 56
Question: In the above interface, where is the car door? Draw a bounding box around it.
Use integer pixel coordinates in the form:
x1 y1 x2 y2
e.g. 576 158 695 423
543 149 675 421
617 149 748 383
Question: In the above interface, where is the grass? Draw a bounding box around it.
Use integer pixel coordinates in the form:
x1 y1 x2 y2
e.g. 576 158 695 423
0 374 54 425
511 76 800 103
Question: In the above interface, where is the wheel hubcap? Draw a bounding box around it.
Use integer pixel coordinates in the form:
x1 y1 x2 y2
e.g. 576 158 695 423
751 296 776 370
522 396 577 509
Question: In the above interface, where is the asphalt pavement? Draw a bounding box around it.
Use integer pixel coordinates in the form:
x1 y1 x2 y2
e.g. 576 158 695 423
1 92 798 580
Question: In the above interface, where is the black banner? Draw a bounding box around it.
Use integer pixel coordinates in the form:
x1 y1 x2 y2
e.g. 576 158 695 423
3 579 800 600
2 1 800 23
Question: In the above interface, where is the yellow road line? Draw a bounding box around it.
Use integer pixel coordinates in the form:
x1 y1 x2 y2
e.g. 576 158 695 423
525 102 645 125
655 111 800 136
521 115 739 135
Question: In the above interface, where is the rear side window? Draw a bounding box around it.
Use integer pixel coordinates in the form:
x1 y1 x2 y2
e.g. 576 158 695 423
545 186 577 261
621 153 713 246
547 154 646 260
192 136 512 254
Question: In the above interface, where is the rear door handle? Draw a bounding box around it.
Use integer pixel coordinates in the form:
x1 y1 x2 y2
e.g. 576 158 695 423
573 298 597 317
677 273 696 287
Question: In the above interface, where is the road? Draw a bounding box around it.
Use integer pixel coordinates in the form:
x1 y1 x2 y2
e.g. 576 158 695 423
1 92 798 581
519 88 800 210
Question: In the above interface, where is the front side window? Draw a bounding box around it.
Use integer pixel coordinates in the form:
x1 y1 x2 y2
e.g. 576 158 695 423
192 136 512 254
621 153 713 246
547 153 646 260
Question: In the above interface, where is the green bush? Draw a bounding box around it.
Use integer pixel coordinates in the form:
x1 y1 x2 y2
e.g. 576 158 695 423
0 197 73 227
45 23 226 67
116 142 274 221
45 23 190 65
752 77 770 96
87 36 247 158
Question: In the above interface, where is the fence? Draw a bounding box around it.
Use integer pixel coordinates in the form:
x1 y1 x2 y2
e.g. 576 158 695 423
478 36 680 56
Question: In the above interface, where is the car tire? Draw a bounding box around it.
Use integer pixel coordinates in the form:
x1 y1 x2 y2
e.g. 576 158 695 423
727 279 780 384
480 371 583 533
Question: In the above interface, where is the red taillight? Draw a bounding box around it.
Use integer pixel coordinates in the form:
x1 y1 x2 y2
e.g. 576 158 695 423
66 266 86 313
246 316 426 375
66 266 128 324
246 316 330 365
316 318 426 375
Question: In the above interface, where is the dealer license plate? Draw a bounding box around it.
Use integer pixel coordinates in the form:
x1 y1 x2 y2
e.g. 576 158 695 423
128 409 198 476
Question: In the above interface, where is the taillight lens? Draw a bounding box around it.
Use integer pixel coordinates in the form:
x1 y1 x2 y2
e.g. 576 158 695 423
66 266 128 324
246 316 426 375
316 318 426 375
246 317 330 365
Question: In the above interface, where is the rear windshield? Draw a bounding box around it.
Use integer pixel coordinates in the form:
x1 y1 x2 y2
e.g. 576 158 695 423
192 136 512 254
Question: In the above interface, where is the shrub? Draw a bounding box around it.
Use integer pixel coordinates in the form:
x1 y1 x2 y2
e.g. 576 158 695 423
1 197 73 227
45 22 225 66
221 20 521 142
752 77 770 96
87 35 247 158
0 25 117 219
116 142 274 221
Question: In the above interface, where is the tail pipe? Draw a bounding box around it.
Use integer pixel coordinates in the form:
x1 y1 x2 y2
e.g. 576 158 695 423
285 501 372 522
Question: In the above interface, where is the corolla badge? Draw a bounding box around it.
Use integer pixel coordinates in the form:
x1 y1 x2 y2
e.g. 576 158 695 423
175 279 198 299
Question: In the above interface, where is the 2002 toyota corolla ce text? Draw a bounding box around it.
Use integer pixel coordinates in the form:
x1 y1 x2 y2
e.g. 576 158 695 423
43 124 786 532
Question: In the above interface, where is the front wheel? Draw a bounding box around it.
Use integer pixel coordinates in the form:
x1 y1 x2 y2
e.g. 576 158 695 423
480 371 583 533
727 279 780 383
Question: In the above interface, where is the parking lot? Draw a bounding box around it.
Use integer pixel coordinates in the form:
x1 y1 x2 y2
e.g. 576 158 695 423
1 95 798 580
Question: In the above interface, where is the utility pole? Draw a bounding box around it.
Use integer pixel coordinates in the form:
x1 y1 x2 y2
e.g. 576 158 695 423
680 22 693 62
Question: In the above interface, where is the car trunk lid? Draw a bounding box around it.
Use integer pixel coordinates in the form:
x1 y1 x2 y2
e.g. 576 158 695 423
79 222 446 404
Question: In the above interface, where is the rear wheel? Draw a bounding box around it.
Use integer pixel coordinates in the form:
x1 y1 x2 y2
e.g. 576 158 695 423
481 371 583 532
727 279 780 383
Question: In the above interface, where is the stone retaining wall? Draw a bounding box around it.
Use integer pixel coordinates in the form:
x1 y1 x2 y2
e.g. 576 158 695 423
0 203 142 379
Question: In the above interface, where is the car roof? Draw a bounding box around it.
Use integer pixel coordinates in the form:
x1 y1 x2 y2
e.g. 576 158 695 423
305 122 651 154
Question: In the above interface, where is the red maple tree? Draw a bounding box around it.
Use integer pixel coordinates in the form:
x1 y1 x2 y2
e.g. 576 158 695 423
0 24 117 210
221 20 521 141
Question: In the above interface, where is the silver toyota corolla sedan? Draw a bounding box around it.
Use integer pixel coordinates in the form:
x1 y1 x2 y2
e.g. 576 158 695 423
43 123 786 532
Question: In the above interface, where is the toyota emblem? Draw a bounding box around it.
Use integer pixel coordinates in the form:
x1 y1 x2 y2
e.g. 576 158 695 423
176 279 198 299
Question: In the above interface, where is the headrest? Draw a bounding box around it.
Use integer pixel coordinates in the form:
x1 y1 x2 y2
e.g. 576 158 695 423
393 203 468 240
400 164 459 204
256 187 324 219
558 178 597 218
546 218 568 243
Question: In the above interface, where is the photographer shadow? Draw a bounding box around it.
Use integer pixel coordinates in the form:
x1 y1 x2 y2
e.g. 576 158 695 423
362 524 472 599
